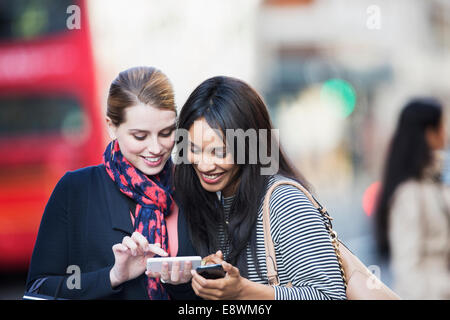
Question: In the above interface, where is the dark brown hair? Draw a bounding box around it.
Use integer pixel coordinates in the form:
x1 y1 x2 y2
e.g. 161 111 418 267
174 76 310 277
106 66 176 126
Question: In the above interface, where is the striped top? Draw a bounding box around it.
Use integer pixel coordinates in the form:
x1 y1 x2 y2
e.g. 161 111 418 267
217 195 234 259
217 175 347 300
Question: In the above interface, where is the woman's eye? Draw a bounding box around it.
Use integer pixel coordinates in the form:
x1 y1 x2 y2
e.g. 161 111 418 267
214 148 227 158
160 129 174 137
133 135 146 141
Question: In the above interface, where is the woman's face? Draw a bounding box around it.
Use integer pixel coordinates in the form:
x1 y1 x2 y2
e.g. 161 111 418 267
187 117 239 197
107 103 176 176
427 115 447 151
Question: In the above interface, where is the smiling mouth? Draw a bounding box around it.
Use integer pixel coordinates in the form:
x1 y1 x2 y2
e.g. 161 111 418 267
199 172 225 184
141 155 163 167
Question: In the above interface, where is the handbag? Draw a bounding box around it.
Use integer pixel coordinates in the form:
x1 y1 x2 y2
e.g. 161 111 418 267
262 180 401 300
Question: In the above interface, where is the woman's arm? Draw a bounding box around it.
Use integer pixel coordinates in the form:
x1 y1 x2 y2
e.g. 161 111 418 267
25 173 122 299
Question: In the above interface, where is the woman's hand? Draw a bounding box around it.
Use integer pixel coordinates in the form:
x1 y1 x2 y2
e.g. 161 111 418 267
110 232 168 288
146 260 193 285
145 250 225 285
190 261 245 300
145 261 192 284
202 250 224 265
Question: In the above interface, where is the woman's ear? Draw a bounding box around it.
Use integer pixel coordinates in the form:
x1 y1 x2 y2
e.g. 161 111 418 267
106 117 117 140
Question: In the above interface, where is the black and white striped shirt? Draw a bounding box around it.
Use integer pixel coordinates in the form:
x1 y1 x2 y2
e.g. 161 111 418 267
217 175 347 300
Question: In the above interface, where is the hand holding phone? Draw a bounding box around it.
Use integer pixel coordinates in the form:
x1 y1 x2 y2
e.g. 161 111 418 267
191 261 245 300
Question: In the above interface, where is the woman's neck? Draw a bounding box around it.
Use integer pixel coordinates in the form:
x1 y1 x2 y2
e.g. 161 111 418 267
422 150 444 181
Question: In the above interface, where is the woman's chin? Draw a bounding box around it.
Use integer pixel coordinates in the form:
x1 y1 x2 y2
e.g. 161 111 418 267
200 184 220 193
197 179 226 194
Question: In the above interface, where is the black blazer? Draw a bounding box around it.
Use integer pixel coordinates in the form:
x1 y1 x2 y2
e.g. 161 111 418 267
25 164 198 300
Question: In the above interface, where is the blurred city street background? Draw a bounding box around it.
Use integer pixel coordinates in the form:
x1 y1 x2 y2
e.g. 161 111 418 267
1 0 450 299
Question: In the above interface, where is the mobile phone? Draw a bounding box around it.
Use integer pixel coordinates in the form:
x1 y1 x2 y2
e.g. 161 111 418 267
195 264 226 279
147 256 202 273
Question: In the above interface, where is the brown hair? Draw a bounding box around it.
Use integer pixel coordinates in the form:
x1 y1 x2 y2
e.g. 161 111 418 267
106 66 176 126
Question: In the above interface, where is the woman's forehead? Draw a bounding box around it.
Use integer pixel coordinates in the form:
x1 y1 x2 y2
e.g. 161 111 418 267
188 118 225 148
122 103 176 129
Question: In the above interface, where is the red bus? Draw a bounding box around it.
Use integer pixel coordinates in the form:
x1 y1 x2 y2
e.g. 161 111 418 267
0 0 104 271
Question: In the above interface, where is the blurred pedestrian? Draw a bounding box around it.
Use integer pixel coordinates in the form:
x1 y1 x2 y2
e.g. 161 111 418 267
375 97 450 299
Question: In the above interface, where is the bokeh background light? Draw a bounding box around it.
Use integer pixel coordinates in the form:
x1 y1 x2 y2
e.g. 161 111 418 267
362 181 381 217
320 79 357 118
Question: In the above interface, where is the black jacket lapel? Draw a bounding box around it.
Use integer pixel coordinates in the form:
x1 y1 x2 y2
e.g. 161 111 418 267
98 165 134 235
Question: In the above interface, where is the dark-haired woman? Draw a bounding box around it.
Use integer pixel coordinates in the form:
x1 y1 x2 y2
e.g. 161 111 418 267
375 98 450 299
172 76 347 300
25 67 197 299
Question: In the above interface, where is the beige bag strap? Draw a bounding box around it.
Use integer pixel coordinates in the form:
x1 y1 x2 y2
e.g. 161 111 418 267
262 180 347 288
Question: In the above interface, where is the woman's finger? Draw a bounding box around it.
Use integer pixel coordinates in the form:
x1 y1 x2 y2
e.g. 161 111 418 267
191 275 222 299
191 274 207 295
122 236 138 256
191 270 217 289
203 250 225 265
131 231 149 254
145 270 161 279
171 261 181 283
112 243 129 254
209 256 224 265
182 261 193 281
147 243 168 257
222 261 240 277
160 262 170 282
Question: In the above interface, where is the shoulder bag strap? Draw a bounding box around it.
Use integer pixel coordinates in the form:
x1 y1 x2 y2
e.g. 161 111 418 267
262 180 347 288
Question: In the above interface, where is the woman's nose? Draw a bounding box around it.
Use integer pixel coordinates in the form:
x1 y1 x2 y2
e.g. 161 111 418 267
147 136 162 155
196 154 216 172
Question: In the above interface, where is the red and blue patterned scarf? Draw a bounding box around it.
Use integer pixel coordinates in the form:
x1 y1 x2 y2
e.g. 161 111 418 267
103 140 174 300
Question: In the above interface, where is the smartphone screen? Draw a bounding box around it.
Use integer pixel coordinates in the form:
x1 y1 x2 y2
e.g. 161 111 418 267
196 264 226 279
